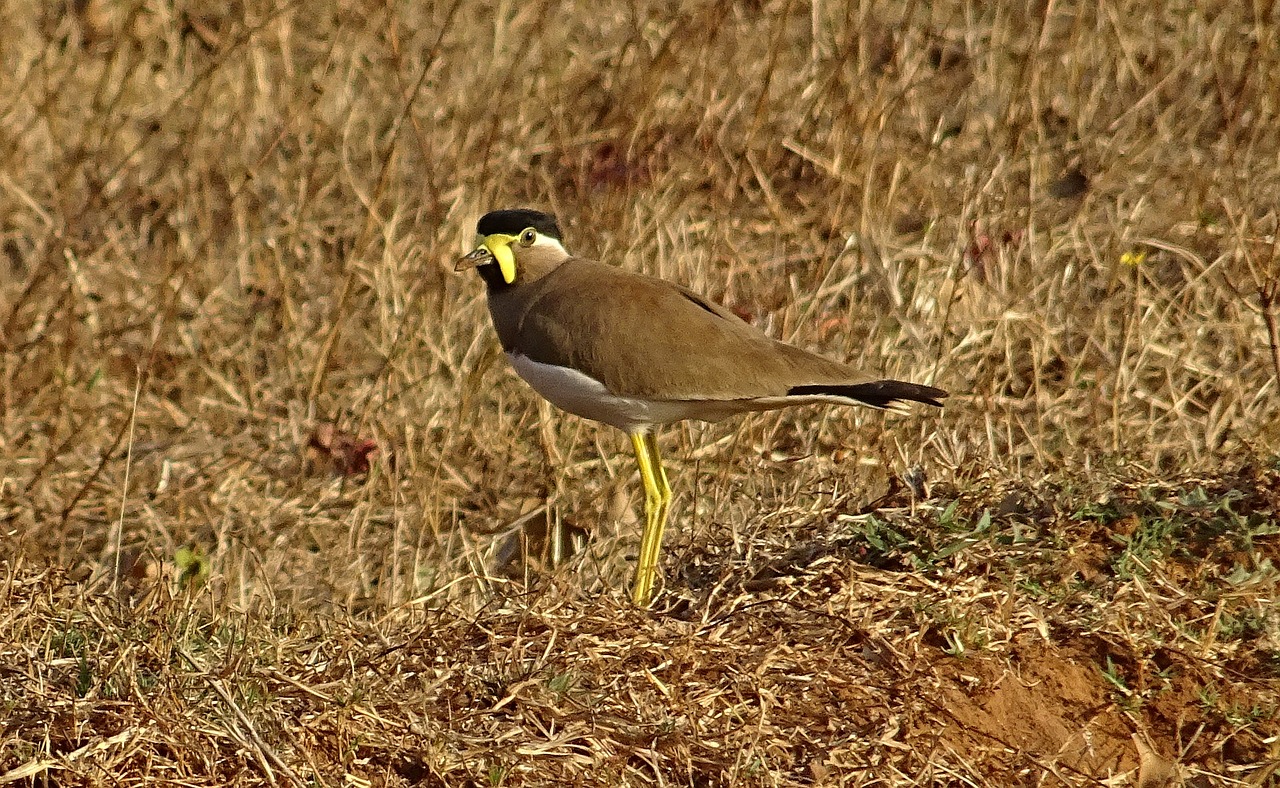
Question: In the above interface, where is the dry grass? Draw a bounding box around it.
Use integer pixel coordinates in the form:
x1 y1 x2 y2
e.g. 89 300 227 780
1 0 1278 784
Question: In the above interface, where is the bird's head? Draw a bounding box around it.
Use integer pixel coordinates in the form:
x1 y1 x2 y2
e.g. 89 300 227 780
455 208 567 287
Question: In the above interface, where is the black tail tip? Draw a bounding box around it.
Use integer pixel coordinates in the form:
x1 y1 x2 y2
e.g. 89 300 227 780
789 380 949 409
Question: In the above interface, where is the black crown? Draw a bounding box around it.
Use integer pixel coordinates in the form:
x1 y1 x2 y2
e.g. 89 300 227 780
477 209 562 240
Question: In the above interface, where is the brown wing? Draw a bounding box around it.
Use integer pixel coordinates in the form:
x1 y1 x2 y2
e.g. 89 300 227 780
506 258 871 400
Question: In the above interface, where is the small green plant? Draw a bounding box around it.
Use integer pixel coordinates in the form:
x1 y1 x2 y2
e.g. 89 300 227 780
75 653 93 698
858 515 911 554
51 625 88 659
174 545 211 589
1073 499 1123 522
1223 702 1269 727
1100 656 1131 696
1216 608 1268 642
546 671 574 698
937 500 961 531
1198 684 1221 710
842 514 916 569
1110 516 1181 579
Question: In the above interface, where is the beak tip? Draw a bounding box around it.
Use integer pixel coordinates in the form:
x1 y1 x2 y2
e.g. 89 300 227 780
454 248 491 272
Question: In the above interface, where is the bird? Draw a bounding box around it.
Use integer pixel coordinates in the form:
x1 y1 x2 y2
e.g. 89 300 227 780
456 208 947 606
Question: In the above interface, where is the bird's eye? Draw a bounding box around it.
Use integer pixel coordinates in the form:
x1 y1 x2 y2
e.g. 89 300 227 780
519 228 537 246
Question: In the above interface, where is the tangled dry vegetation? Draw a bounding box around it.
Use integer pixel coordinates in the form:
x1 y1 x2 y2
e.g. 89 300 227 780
2 0 1278 785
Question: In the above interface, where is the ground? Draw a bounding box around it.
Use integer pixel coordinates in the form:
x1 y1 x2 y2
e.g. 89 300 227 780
0 0 1278 785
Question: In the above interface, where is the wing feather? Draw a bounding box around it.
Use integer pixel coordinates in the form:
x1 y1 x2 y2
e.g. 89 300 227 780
504 258 871 400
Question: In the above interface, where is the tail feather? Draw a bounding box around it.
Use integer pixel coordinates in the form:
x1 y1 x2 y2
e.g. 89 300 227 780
789 380 948 409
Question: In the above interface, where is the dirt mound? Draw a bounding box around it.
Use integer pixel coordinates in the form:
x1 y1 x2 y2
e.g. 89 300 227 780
937 642 1136 777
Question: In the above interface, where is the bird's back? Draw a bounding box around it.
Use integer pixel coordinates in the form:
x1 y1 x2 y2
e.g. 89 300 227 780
493 258 871 402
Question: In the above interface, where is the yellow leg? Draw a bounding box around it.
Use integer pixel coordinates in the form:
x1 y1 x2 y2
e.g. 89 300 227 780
629 431 671 606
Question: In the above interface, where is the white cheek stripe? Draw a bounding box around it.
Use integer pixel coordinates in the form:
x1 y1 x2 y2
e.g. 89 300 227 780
533 236 567 254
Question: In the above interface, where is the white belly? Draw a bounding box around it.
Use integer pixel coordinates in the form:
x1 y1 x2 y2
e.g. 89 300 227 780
507 353 743 431
507 353 657 431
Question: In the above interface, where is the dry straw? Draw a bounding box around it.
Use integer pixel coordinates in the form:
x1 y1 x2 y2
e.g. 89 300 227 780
0 0 1277 784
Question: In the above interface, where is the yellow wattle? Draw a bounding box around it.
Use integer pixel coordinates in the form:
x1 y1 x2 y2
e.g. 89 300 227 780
483 236 517 284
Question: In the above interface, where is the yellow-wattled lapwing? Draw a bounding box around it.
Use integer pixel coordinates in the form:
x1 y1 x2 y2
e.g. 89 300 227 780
457 209 946 605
